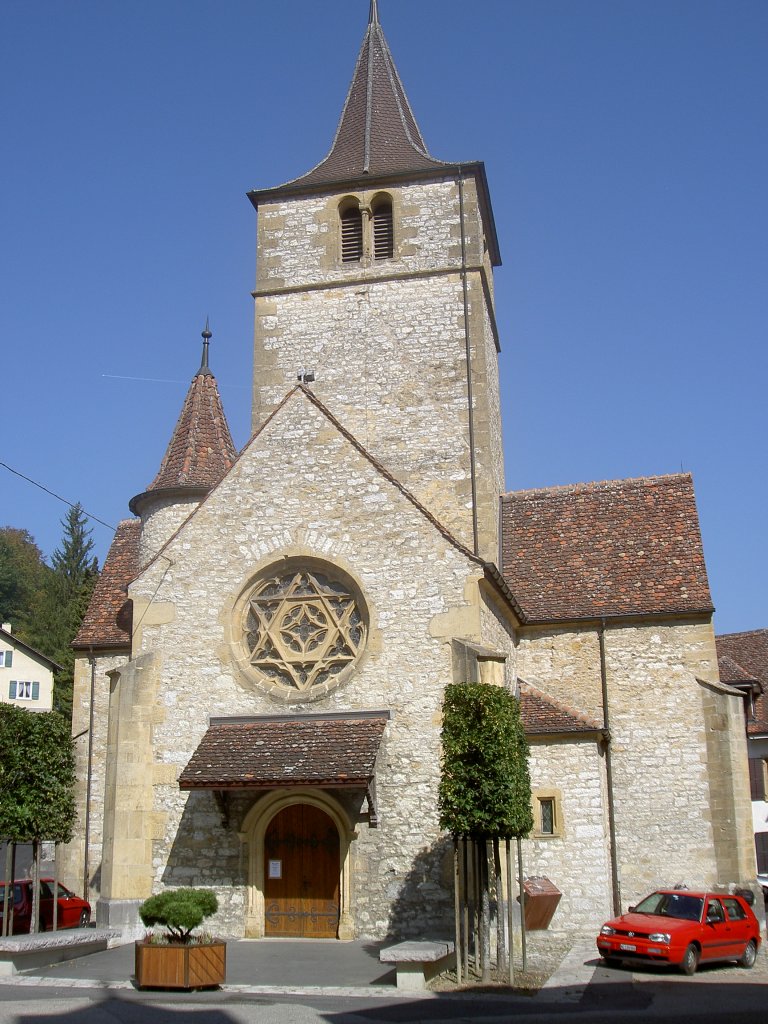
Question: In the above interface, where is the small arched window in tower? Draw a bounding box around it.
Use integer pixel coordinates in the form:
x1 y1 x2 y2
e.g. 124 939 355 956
340 204 363 263
372 198 394 260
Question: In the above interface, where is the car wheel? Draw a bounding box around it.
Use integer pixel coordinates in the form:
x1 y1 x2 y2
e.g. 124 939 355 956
79 910 90 928
681 944 699 976
738 940 757 969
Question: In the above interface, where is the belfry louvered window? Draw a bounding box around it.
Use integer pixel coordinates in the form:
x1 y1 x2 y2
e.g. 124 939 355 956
372 199 394 260
340 205 363 262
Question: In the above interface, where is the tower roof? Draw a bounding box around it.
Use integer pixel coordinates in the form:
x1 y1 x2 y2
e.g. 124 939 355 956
291 1 447 187
129 326 237 514
247 3 501 265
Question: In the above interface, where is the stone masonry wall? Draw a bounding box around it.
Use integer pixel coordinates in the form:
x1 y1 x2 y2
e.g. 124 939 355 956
60 650 129 904
253 175 504 560
517 619 746 909
524 739 613 931
124 391 493 939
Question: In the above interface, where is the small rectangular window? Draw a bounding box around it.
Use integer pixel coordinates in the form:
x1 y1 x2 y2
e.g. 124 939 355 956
539 798 555 835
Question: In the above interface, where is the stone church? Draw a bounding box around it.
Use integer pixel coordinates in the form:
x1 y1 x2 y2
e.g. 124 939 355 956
63 3 756 941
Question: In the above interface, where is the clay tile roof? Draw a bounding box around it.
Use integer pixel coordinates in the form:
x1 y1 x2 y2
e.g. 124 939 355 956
518 683 603 736
500 474 714 623
144 369 237 495
179 713 389 790
715 629 768 735
73 519 141 649
274 5 448 190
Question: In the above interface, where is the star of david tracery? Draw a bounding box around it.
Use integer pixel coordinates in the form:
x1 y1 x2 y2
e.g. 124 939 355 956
245 570 366 691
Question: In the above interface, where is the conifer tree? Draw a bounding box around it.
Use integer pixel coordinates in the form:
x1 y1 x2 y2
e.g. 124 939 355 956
35 506 99 718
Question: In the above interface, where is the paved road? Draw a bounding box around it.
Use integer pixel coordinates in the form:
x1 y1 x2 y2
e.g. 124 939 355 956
1 934 766 1023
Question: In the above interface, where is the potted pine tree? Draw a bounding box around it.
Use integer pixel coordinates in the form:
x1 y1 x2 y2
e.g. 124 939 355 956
134 888 226 990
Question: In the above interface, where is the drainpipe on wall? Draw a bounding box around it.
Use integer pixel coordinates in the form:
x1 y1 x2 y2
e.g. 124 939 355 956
457 166 480 558
599 620 622 916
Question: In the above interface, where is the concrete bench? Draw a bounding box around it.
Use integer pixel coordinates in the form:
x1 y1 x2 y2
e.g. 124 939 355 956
380 939 455 991
0 929 121 976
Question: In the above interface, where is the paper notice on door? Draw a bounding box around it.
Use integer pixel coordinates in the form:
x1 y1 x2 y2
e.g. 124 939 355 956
268 859 282 879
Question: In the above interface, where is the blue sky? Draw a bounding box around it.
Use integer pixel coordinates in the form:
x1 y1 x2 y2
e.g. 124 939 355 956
2 0 766 635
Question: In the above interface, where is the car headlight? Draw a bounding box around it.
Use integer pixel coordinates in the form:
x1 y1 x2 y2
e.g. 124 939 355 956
600 926 616 936
648 933 671 944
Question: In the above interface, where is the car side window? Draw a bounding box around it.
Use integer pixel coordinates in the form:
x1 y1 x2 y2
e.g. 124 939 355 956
39 881 53 900
706 899 725 923
722 897 746 921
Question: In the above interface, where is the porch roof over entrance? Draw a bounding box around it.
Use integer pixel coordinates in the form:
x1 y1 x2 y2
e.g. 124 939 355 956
178 711 390 790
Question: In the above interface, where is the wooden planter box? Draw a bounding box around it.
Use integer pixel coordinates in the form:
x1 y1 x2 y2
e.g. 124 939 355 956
134 940 226 990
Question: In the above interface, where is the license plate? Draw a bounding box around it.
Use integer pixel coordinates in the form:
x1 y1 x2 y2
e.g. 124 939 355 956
619 943 636 952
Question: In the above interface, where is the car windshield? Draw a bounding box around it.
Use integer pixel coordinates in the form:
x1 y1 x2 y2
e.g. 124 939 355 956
632 892 704 921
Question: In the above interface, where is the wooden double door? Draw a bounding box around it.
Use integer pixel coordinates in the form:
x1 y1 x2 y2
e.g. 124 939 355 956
263 804 340 938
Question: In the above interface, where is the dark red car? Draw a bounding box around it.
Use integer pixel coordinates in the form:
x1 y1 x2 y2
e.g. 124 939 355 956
0 879 91 934
597 889 761 975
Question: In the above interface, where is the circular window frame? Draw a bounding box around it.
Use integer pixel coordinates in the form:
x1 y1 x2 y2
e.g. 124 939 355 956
230 558 369 704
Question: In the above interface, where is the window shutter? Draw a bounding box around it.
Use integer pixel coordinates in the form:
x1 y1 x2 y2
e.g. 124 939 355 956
4 651 11 667
8 681 16 699
372 201 393 260
756 832 768 874
340 207 363 263
32 681 40 700
749 758 766 801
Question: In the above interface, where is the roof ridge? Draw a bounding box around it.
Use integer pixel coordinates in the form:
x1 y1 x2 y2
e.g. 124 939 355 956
716 628 768 640
502 472 693 501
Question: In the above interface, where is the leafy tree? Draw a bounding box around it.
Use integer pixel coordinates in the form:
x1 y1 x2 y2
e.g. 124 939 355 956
439 683 532 983
0 704 76 842
0 528 51 638
439 683 532 839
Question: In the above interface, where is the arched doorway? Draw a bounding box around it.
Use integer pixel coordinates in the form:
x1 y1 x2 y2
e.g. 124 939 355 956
263 803 340 938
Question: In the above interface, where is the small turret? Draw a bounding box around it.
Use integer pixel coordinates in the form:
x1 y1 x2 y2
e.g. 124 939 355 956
130 323 238 562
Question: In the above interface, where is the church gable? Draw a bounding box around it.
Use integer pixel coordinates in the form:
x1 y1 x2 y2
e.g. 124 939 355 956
128 384 496 710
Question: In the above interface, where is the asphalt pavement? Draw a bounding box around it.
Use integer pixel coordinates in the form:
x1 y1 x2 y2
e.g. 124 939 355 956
0 932 766 1024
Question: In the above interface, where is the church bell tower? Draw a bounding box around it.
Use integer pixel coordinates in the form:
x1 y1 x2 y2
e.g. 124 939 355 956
248 1 505 561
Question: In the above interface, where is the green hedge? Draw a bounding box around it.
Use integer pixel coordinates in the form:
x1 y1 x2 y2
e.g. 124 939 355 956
439 683 532 839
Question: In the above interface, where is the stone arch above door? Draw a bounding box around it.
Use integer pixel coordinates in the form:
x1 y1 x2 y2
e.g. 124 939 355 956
240 789 355 939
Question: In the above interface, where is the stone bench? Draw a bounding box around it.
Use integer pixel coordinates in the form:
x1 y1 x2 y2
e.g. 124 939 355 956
0 929 121 976
380 939 455 991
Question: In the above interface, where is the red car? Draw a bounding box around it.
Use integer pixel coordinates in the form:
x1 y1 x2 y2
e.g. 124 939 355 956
597 889 761 975
0 879 91 934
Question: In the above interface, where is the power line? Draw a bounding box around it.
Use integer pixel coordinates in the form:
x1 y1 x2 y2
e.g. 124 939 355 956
0 461 116 532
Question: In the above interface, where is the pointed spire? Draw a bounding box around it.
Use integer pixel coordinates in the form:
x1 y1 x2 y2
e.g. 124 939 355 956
130 327 238 512
283 3 447 187
199 317 212 375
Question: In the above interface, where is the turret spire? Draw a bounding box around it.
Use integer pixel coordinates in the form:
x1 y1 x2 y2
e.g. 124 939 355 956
129 325 237 513
369 0 379 25
199 317 212 375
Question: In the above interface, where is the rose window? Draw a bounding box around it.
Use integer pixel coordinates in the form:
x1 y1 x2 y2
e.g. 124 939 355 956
244 568 366 692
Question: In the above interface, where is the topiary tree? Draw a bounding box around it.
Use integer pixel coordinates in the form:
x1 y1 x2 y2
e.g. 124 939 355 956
439 683 532 983
139 888 219 944
439 683 532 839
